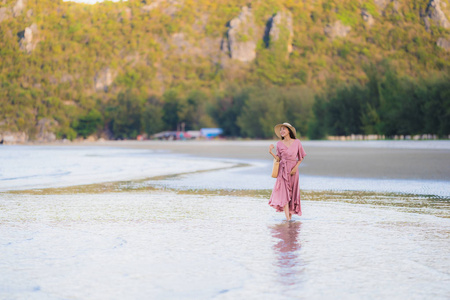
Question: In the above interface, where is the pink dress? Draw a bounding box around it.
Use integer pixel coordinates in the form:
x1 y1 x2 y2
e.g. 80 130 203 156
269 139 306 216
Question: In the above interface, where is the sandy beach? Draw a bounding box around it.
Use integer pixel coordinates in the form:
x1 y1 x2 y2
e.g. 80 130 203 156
79 140 450 180
1 141 449 299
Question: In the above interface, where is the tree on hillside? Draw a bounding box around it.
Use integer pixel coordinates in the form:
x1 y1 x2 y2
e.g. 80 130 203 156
73 109 103 138
106 90 142 139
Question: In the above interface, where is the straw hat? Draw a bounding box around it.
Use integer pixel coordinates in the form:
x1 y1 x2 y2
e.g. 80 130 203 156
274 123 297 139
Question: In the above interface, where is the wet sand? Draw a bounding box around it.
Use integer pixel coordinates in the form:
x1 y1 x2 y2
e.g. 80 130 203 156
79 140 450 181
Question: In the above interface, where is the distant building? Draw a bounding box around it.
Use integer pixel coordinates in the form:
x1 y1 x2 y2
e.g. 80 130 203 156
151 131 177 140
150 128 223 140
200 128 223 139
186 131 201 139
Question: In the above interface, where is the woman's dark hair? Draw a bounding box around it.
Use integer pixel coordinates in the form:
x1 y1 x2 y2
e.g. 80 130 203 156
281 127 296 140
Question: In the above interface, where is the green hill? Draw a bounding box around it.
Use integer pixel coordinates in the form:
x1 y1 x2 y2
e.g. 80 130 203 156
0 0 449 141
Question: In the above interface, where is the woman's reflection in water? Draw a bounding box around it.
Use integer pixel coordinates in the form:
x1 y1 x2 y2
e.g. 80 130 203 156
270 221 303 286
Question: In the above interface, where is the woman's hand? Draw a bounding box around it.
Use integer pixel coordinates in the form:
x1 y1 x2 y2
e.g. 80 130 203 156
290 159 302 175
269 144 279 161
290 167 297 176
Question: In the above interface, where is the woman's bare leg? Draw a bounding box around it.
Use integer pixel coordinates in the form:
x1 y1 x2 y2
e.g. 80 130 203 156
284 203 290 221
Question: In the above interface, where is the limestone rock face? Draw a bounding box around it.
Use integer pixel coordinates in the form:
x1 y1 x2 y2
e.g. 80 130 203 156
166 32 222 65
13 0 25 17
142 0 182 16
142 1 161 12
94 67 117 92
1 0 27 22
118 7 132 22
36 118 56 143
199 37 222 63
361 9 375 27
0 7 9 22
171 32 189 53
0 132 28 144
19 23 38 53
426 0 450 29
60 74 74 83
393 0 400 12
437 37 450 50
374 0 389 10
324 21 351 39
125 7 132 19
227 6 257 62
374 0 399 11
269 10 294 54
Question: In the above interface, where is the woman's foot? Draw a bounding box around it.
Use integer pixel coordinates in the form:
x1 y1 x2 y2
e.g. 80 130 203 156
283 204 290 220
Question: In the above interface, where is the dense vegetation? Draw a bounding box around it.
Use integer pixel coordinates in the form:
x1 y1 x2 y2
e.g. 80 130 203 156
309 63 450 139
0 0 449 140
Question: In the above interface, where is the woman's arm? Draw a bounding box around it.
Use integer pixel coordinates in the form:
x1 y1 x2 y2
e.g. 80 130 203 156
291 141 306 175
269 144 280 161
290 159 303 175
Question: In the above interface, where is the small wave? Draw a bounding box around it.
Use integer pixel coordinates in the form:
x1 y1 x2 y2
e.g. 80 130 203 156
1 171 71 181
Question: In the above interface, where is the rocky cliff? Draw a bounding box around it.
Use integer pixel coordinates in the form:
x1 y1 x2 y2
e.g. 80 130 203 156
226 6 257 62
0 0 449 141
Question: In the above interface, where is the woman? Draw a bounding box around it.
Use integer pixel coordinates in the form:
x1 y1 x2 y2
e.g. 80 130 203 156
268 123 306 221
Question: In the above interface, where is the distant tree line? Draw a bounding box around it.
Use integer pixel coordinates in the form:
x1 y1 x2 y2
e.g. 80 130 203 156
69 84 315 140
102 89 214 139
71 62 449 140
308 62 450 139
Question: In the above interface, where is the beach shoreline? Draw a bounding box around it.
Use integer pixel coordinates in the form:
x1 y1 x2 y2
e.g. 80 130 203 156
41 139 450 181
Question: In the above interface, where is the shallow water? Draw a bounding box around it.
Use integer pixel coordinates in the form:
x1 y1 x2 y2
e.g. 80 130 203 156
1 145 449 299
144 158 450 198
2 145 449 197
1 192 449 299
0 146 235 192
